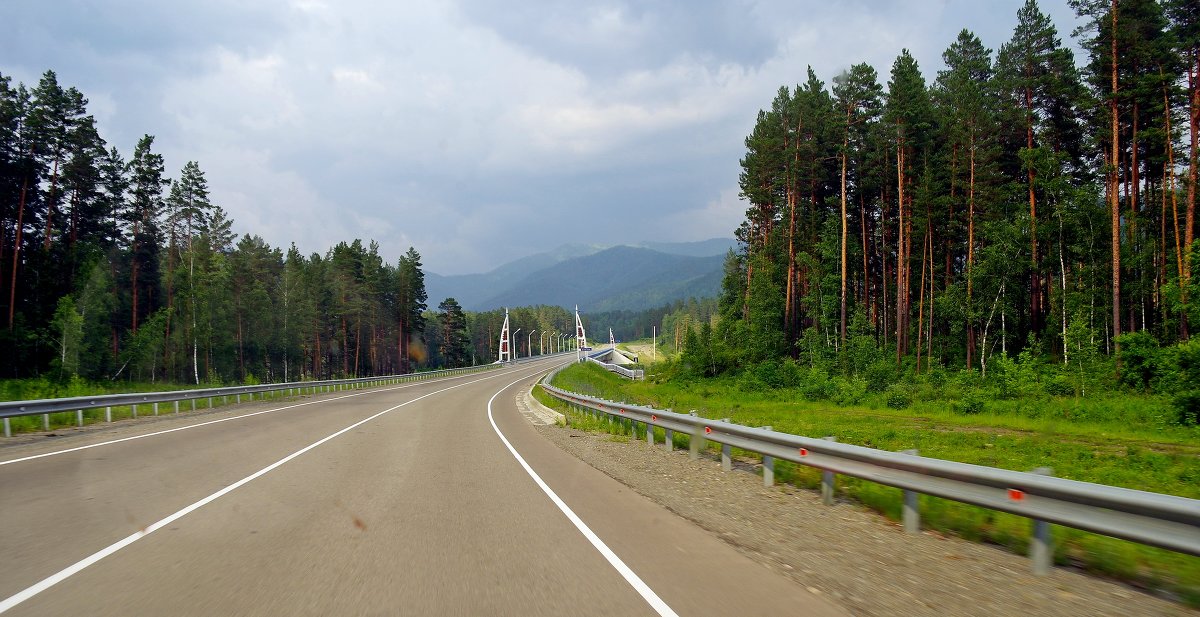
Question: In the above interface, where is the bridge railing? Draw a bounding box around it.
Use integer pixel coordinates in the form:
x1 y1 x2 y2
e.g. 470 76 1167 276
0 363 504 437
539 369 1200 575
586 356 644 380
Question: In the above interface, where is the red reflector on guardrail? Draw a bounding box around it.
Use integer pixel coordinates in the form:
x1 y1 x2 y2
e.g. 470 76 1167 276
704 426 712 434
651 414 657 421
1008 489 1025 502
799 448 809 456
619 409 625 414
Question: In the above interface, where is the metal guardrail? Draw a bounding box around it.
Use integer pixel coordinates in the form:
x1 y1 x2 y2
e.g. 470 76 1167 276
1 363 505 437
587 356 644 380
539 373 1200 574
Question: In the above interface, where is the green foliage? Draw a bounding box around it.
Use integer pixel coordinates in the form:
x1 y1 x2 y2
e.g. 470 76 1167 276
953 391 986 415
550 359 1200 600
1173 392 1200 427
884 383 912 409
1115 331 1161 390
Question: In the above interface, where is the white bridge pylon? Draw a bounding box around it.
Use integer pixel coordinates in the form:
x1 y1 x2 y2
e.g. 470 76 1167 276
575 305 590 361
498 308 512 363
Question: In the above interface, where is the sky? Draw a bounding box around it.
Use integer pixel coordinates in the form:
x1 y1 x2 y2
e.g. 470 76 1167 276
2 0 1085 275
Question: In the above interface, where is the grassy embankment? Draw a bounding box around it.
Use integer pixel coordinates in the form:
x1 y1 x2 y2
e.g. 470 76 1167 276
541 360 1200 605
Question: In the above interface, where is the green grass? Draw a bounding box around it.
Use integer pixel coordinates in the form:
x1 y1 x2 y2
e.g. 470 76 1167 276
0 377 310 434
547 361 1200 604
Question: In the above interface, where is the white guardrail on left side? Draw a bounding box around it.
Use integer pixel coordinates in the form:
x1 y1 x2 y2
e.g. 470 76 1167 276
539 365 1200 576
0 352 570 437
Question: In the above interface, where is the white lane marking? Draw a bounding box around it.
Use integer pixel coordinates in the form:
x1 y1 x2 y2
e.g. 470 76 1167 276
486 377 679 617
0 369 506 467
0 364 554 614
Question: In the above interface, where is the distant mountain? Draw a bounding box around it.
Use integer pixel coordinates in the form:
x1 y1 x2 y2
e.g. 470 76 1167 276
631 238 737 257
425 238 734 312
476 246 725 312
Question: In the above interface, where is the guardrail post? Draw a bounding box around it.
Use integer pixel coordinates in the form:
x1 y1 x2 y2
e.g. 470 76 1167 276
236 394 241 404
77 410 84 426
664 429 674 452
902 449 920 534
174 401 179 415
208 397 212 409
3 418 9 437
105 406 112 423
720 418 732 471
822 436 837 505
43 413 49 430
153 402 159 415
191 399 196 411
759 426 774 487
645 421 654 445
688 411 702 460
132 404 138 418
1030 467 1054 576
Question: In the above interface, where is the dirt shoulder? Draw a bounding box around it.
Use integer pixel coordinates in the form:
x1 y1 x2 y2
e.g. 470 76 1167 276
533 420 1193 616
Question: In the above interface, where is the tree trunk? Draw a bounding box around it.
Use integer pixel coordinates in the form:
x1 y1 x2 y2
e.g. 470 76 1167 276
840 145 849 347
1184 51 1199 338
1110 0 1122 352
1027 84 1040 334
967 131 977 370
895 133 906 364
8 176 27 330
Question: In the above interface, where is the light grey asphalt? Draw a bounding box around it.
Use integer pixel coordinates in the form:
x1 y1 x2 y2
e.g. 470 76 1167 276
0 357 844 616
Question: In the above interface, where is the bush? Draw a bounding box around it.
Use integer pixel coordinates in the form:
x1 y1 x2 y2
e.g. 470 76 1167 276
1044 374 1074 397
885 383 912 409
831 376 868 405
1174 391 1200 427
802 367 834 401
953 392 986 415
1115 331 1160 390
865 359 897 393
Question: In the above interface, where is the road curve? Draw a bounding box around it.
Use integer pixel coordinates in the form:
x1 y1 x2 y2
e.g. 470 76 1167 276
0 357 844 616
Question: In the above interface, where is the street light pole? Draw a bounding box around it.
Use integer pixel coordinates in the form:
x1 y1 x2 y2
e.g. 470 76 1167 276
528 330 537 359
512 328 521 360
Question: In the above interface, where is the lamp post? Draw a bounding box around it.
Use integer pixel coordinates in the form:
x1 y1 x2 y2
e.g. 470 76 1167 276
540 331 549 355
528 330 537 359
512 328 521 360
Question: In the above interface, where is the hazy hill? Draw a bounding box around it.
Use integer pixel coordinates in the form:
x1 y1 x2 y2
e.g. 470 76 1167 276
426 238 733 311
478 246 725 311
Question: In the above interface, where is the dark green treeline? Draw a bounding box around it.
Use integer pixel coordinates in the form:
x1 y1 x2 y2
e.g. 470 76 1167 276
718 0 1199 373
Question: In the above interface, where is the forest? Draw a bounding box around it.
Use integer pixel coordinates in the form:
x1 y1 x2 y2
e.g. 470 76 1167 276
0 67 594 386
674 0 1200 420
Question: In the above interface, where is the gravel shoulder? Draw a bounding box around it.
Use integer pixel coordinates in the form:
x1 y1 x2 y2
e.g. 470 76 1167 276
532 412 1193 616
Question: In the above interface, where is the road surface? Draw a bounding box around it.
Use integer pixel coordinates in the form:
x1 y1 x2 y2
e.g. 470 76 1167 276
0 357 843 615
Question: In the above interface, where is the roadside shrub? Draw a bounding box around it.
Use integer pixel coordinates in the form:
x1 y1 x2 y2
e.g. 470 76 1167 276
831 376 868 405
802 367 833 401
1115 331 1160 390
1044 374 1074 397
885 383 912 409
1174 391 1200 427
865 359 897 393
953 392 986 415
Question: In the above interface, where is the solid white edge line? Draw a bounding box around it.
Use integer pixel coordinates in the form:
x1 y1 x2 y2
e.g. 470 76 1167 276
0 367 504 467
486 376 680 617
0 364 549 615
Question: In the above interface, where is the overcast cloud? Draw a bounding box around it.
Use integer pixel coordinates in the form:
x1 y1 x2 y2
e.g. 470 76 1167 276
2 0 1083 274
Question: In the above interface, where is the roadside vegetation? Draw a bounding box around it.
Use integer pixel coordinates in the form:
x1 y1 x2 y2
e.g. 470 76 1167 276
547 359 1200 605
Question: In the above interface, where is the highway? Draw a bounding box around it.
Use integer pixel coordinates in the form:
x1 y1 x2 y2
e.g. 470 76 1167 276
0 356 843 616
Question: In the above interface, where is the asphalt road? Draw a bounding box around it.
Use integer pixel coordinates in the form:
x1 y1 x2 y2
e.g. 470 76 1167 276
0 357 844 616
